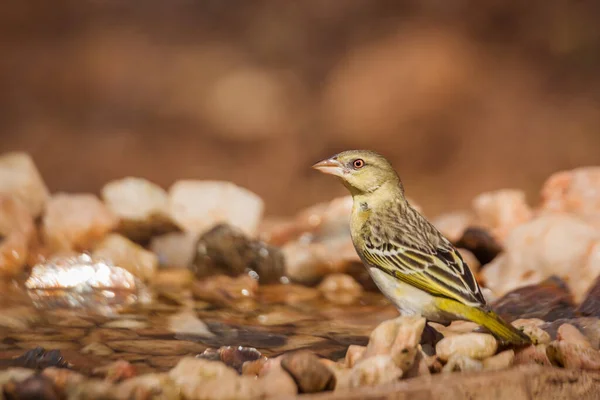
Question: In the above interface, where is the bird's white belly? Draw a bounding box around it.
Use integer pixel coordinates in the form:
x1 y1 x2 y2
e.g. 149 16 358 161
368 267 445 321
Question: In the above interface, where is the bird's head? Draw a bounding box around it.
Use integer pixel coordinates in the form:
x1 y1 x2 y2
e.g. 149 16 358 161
312 150 402 195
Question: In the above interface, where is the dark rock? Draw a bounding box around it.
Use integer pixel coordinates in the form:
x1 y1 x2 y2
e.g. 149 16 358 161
578 275 600 317
3 374 59 400
455 227 502 266
492 276 576 322
540 317 600 349
191 224 285 283
7 347 71 370
420 324 444 356
280 350 335 393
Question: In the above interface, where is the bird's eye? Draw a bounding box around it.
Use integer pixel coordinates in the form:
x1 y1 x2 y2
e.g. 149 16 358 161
352 159 365 169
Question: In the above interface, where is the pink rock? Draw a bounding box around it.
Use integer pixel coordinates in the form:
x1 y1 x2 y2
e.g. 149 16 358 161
541 167 600 229
557 323 592 348
472 189 533 241
431 211 475 243
547 340 600 370
481 214 600 302
317 273 363 305
92 234 158 281
0 195 35 277
0 152 49 217
43 193 118 252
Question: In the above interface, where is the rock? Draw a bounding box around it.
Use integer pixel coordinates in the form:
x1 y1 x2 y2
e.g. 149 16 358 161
281 351 335 393
81 342 113 357
428 321 479 338
435 333 498 362
557 323 592 348
258 364 298 398
150 232 198 268
92 360 137 382
344 345 366 368
258 284 320 305
481 214 600 303
167 310 214 337
361 316 426 372
0 152 49 217
192 224 285 283
347 355 402 388
547 340 600 370
275 197 360 285
512 319 551 344
198 346 264 374
115 373 180 400
0 368 36 388
442 354 483 373
431 211 474 244
191 274 257 307
42 193 118 252
513 344 552 367
472 189 533 241
317 273 363 305
455 227 503 267
403 349 431 378
168 180 264 237
2 374 60 400
483 350 515 371
42 368 85 393
492 276 576 322
578 275 600 317
169 357 258 400
92 234 158 281
107 340 205 356
0 195 35 277
541 167 600 229
5 347 71 370
540 317 600 349
101 177 177 242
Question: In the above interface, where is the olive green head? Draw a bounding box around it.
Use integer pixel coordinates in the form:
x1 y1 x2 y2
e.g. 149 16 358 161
312 150 401 195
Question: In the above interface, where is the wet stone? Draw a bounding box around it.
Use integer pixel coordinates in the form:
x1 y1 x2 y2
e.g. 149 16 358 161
197 346 264 374
191 224 286 283
492 276 576 322
281 350 335 393
6 347 71 370
455 226 502 266
199 323 288 349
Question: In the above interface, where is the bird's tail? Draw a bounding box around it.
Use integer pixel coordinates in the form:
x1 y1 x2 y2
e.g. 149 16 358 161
435 298 532 345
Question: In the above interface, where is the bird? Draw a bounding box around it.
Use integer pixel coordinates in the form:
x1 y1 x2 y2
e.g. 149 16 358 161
312 149 531 345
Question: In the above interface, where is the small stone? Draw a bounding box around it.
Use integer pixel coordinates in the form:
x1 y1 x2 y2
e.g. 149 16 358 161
81 342 114 357
150 232 198 268
0 194 35 277
442 354 483 373
557 323 592 348
92 233 157 281
259 364 298 398
429 321 479 337
483 350 514 371
213 346 264 374
482 214 600 303
168 310 214 337
101 177 177 242
435 333 498 362
115 373 180 400
168 357 243 399
578 275 600 318
513 344 551 367
361 316 426 372
492 276 576 322
92 360 137 382
347 355 402 388
192 274 258 307
192 224 285 283
455 227 503 266
43 193 118 252
541 167 600 229
8 347 71 370
281 351 335 393
547 340 600 370
512 319 551 344
168 180 264 236
539 317 600 349
2 374 60 400
0 152 49 217
472 189 533 241
0 368 36 387
42 368 85 393
241 358 267 376
431 211 474 244
317 273 363 305
403 349 431 378
344 345 366 368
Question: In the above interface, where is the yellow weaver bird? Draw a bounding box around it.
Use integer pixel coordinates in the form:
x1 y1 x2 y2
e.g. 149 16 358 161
313 150 531 345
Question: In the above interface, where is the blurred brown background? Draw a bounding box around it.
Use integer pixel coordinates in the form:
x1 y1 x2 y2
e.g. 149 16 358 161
2 0 600 217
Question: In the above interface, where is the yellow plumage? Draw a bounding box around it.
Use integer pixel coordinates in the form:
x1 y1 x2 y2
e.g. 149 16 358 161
313 150 531 345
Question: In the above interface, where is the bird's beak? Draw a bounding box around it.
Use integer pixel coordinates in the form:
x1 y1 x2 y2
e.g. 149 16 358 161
312 158 345 177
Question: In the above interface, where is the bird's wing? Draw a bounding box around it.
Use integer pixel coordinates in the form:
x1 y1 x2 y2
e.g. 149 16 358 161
362 238 486 307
